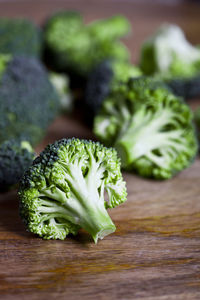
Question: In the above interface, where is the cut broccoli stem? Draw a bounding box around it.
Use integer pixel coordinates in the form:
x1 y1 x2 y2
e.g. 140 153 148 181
37 187 115 243
36 158 116 243
115 105 187 169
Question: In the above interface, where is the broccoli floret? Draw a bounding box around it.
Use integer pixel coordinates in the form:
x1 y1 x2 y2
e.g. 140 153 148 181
0 18 41 57
19 138 127 243
49 72 73 113
85 60 142 117
0 139 35 191
0 54 11 79
0 55 60 146
43 11 130 77
94 77 197 179
88 15 131 41
140 24 200 98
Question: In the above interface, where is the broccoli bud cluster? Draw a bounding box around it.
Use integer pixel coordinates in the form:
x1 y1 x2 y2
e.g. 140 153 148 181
43 11 131 78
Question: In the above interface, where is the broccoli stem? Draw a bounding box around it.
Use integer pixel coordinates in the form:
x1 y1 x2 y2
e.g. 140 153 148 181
39 169 116 243
115 106 183 168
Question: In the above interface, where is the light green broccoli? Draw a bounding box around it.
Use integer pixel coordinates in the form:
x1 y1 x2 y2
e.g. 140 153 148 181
19 138 127 243
94 77 198 179
43 11 130 77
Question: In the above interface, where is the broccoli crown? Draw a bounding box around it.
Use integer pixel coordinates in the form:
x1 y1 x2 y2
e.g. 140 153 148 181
0 55 60 145
94 77 198 179
88 15 131 41
43 11 130 76
19 138 127 243
0 139 35 191
0 18 41 57
85 60 142 116
140 24 200 79
111 60 142 82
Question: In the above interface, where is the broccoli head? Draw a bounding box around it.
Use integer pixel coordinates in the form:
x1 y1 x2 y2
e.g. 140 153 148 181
94 77 197 179
0 18 41 57
19 138 127 243
140 24 200 98
0 55 60 146
88 15 131 41
85 60 142 117
0 139 35 191
0 54 11 79
43 11 130 77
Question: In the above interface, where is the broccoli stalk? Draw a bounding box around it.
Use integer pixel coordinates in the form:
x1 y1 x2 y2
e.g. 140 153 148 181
19 138 127 243
115 105 190 169
49 72 73 113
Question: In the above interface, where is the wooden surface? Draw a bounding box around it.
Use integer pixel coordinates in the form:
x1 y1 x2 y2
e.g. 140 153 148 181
1 1 200 299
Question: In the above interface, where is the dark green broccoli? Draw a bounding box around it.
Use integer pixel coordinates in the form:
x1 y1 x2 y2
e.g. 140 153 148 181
140 24 200 98
85 60 142 117
0 139 35 191
19 138 127 243
0 54 60 146
94 77 198 179
43 11 130 78
194 107 200 144
0 18 41 57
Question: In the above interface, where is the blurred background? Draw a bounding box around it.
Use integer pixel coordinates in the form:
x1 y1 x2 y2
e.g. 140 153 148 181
0 0 200 65
0 0 199 150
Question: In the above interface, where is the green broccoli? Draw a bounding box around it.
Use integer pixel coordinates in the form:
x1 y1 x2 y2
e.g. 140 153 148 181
0 54 60 146
85 60 142 117
0 139 35 191
49 72 73 113
140 24 200 98
43 11 130 78
0 18 41 57
94 77 198 179
88 15 131 41
19 138 127 243
0 54 11 78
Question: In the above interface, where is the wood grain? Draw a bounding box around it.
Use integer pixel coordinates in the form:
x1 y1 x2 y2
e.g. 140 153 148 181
0 1 200 299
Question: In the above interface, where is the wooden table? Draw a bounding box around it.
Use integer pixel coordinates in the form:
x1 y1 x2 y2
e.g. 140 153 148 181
1 1 200 299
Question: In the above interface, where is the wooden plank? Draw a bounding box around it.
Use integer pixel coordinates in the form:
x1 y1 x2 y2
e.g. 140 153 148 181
0 1 200 299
